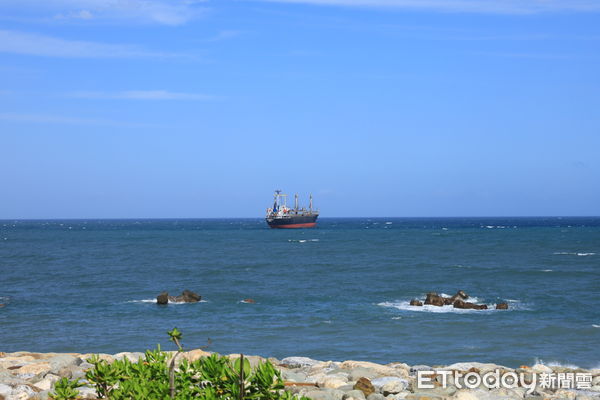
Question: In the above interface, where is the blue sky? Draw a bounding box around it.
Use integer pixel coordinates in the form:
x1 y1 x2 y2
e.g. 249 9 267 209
1 0 599 218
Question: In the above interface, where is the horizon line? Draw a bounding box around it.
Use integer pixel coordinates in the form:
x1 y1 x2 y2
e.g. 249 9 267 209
1 216 599 221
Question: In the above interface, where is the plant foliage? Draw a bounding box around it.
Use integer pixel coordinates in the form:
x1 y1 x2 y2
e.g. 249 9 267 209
50 330 310 400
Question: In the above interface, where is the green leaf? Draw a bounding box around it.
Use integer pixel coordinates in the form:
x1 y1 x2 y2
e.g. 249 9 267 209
234 356 252 379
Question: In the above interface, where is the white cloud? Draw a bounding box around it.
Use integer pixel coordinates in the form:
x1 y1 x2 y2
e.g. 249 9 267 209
70 90 215 100
54 9 94 20
1 0 205 25
257 0 600 14
0 30 172 58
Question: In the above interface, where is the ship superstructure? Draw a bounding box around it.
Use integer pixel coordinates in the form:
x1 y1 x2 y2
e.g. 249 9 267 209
265 190 319 228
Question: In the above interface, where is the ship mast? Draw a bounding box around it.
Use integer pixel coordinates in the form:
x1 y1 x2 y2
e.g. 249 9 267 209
309 194 313 212
294 194 298 211
274 189 282 211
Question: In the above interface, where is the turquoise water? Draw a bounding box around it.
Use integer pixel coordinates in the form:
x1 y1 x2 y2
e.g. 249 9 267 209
1 218 599 368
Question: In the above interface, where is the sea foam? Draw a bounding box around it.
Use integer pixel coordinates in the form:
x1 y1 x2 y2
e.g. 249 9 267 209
378 295 526 314
534 359 582 370
127 299 207 304
553 252 596 256
378 300 496 314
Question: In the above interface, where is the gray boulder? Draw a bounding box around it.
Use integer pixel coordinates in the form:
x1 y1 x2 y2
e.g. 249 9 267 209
349 367 378 381
343 390 367 400
48 355 82 374
0 383 13 398
281 357 320 368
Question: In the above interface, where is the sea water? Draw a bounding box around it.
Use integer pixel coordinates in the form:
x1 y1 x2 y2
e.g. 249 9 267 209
1 218 599 368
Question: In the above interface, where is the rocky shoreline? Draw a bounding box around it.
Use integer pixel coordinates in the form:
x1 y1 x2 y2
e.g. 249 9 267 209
1 350 598 400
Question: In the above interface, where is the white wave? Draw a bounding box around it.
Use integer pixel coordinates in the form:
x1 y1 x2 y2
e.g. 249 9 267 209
391 316 402 320
535 359 581 370
378 300 496 314
288 239 319 243
385 222 392 225
553 251 596 256
440 293 480 303
592 324 600 328
127 299 207 304
541 269 553 272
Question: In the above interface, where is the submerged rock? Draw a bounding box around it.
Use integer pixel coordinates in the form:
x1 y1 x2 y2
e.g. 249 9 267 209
409 299 423 306
496 303 508 310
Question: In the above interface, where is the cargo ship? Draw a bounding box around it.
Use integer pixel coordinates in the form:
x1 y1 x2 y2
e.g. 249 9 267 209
266 190 319 228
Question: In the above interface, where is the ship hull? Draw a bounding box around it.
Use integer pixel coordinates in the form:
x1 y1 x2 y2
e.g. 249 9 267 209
270 222 317 229
266 214 318 229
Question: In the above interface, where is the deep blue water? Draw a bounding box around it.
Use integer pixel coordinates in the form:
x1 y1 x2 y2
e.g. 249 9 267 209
1 218 599 368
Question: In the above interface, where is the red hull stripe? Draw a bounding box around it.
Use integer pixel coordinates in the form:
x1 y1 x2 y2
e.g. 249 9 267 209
269 222 317 229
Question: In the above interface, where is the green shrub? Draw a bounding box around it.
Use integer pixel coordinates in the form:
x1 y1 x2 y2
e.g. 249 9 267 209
50 377 83 400
50 329 310 400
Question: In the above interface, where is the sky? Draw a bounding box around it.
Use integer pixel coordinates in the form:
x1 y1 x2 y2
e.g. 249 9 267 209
0 0 599 218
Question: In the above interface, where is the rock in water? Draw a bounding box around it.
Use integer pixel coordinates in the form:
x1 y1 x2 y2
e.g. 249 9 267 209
159 290 201 303
424 292 444 307
354 377 375 397
410 299 423 306
444 290 470 304
453 300 470 309
156 292 169 305
496 303 508 310
453 300 487 310
182 290 201 303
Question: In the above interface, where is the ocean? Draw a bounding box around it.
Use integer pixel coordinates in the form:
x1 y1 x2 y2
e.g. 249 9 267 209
1 218 599 369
